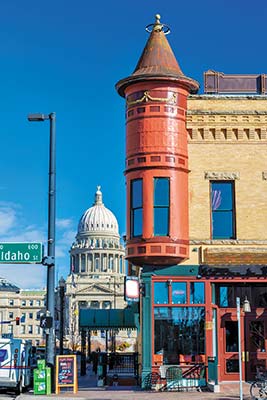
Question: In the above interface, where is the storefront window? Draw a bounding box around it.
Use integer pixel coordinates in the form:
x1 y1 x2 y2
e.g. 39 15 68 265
250 321 265 352
216 284 267 308
172 282 186 304
154 282 169 304
190 282 205 304
154 307 205 364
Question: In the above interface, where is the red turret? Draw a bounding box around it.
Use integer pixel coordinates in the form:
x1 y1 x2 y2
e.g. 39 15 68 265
116 14 199 266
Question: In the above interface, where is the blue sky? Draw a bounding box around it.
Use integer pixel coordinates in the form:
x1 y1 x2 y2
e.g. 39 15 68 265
0 0 266 289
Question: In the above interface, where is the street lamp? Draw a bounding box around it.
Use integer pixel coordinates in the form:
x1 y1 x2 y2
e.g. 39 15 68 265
27 112 56 369
236 296 251 400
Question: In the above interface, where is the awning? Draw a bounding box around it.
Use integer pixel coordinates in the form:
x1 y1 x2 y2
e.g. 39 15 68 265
79 307 139 330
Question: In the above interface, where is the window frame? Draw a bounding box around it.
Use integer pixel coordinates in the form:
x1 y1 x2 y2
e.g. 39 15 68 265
153 177 170 236
153 280 206 363
210 180 236 239
130 179 143 238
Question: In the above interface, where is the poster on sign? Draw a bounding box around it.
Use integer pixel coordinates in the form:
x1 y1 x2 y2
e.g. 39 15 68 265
55 355 77 394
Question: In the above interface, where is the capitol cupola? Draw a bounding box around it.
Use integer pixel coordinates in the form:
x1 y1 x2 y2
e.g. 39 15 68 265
116 15 199 266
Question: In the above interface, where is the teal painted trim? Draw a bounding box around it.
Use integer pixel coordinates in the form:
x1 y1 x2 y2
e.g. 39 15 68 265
142 265 199 276
141 274 152 388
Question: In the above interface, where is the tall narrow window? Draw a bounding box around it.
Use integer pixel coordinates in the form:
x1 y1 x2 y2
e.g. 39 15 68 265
154 178 170 236
211 181 235 239
109 256 114 270
81 254 86 272
95 256 99 270
131 179 143 237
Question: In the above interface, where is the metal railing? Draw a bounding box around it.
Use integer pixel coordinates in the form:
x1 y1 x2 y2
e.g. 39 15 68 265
107 352 138 377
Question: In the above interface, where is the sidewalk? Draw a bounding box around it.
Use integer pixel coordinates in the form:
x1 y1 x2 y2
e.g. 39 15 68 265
17 365 252 400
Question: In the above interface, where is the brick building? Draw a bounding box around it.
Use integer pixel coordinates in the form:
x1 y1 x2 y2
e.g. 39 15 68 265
116 14 267 390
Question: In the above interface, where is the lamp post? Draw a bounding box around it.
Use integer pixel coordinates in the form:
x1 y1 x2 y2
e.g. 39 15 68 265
236 296 251 400
27 113 56 369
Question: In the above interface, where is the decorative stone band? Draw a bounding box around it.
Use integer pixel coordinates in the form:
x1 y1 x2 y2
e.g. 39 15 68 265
126 90 177 107
204 171 240 180
190 239 267 245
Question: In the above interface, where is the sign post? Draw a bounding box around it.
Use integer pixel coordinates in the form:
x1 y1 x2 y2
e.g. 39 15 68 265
0 243 42 264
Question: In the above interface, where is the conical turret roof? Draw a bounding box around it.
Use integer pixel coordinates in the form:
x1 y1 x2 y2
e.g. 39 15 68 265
116 14 199 97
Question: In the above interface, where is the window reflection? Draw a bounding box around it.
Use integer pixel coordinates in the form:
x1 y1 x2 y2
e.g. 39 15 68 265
131 179 143 237
172 283 186 304
211 181 235 239
216 284 267 308
190 282 205 304
250 321 265 352
154 307 205 364
154 282 168 304
154 178 169 236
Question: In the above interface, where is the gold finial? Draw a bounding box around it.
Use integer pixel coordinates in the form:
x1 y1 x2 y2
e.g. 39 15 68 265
155 14 161 24
153 13 163 31
146 14 170 35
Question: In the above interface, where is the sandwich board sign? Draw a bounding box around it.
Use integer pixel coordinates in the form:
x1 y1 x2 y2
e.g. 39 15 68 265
55 355 78 394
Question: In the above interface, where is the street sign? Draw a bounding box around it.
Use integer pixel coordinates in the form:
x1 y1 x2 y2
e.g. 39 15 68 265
0 242 43 264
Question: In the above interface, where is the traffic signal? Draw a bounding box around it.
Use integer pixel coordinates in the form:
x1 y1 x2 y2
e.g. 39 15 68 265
15 317 20 325
40 315 53 329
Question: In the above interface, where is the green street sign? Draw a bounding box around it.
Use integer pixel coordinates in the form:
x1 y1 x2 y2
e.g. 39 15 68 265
0 242 43 264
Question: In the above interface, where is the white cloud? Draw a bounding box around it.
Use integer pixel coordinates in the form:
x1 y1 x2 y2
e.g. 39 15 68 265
0 202 75 289
56 218 73 229
0 205 17 235
58 229 76 244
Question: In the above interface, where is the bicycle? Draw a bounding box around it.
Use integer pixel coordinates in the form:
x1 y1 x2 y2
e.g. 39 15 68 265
250 370 267 399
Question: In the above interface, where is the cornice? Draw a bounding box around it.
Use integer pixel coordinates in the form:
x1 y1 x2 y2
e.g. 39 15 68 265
188 94 267 100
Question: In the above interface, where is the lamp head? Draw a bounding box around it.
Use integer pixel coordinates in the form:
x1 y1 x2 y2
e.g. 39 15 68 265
243 297 251 313
28 113 49 121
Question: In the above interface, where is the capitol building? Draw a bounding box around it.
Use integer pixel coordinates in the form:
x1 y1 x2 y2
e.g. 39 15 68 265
64 186 134 352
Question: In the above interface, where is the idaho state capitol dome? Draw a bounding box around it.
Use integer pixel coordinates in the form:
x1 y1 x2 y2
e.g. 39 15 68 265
77 186 119 236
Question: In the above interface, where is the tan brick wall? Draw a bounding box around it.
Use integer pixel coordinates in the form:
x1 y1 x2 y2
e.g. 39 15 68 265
182 95 267 265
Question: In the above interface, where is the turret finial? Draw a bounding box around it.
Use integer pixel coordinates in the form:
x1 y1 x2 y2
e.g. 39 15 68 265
155 14 161 24
146 13 170 35
94 185 103 205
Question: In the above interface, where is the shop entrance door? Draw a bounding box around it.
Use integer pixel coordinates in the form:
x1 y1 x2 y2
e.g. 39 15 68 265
219 313 240 381
245 315 267 381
